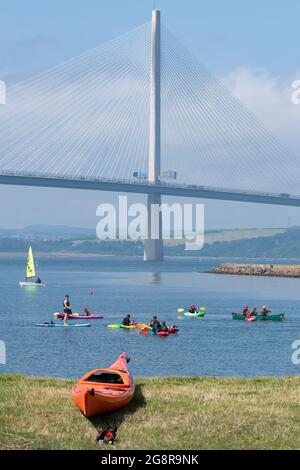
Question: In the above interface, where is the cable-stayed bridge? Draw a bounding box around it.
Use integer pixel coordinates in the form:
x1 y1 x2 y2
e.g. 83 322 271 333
0 9 299 260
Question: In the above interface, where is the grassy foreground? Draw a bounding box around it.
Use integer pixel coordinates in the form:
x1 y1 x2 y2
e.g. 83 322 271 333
0 374 300 450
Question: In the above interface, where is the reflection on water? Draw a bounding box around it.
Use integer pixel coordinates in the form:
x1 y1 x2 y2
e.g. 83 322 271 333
147 272 161 284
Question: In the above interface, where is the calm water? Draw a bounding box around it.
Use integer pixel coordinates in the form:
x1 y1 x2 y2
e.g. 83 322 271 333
1 255 300 379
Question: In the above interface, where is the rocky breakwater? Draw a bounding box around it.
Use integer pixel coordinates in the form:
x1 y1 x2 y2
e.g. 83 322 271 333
210 263 300 277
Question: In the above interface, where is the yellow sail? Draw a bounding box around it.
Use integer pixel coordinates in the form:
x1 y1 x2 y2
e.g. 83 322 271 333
26 246 36 279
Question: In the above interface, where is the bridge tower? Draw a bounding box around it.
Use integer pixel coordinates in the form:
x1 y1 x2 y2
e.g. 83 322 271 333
144 9 164 261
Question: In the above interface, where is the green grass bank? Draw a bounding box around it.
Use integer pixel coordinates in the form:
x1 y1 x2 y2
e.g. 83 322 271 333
0 374 300 450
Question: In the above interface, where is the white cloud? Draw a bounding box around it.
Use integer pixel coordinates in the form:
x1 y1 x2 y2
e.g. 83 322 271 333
224 67 300 152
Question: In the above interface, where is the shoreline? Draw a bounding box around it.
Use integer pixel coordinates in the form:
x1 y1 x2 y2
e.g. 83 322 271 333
2 251 300 263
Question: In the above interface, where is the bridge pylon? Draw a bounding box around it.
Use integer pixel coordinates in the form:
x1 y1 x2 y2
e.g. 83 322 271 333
144 9 164 261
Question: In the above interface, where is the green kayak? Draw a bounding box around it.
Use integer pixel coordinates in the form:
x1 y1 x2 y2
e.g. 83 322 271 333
184 311 206 318
232 313 284 322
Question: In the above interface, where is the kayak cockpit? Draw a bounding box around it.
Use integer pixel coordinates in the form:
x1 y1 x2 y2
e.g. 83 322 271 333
86 371 124 384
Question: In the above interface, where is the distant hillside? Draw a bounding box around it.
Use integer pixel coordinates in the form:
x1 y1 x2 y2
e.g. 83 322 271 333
0 226 300 258
0 225 95 239
198 227 300 258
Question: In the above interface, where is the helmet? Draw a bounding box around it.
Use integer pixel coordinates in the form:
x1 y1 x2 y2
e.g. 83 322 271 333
153 315 157 319
83 307 89 313
191 304 196 308
262 305 267 309
244 305 249 309
127 314 131 318
65 294 69 298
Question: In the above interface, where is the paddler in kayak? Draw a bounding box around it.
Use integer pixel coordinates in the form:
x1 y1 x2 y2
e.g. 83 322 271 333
63 294 72 325
160 321 168 332
250 306 257 316
242 305 250 316
188 304 197 313
83 307 91 316
122 314 134 326
261 305 271 316
150 315 160 331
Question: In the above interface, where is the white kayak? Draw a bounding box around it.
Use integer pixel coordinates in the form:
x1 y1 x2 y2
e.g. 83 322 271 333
19 282 46 287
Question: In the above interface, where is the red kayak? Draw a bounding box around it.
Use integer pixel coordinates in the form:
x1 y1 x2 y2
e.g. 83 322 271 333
245 316 256 322
54 313 104 320
167 327 178 334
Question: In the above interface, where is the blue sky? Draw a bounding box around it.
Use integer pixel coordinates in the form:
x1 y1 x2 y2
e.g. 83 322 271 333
1 0 299 79
1 0 300 230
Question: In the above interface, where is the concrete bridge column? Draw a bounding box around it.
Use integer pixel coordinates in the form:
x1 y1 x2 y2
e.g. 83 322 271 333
144 9 164 261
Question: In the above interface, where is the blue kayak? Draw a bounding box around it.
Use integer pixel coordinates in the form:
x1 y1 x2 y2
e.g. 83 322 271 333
36 322 91 328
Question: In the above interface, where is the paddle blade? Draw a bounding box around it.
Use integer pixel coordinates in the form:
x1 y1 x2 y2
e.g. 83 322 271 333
177 308 185 313
177 316 185 320
199 307 206 311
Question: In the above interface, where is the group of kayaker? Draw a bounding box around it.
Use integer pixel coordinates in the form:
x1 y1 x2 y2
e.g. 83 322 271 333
122 314 168 332
149 315 168 333
242 305 272 318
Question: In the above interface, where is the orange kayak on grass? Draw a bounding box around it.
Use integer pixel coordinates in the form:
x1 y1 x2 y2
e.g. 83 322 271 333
71 352 134 417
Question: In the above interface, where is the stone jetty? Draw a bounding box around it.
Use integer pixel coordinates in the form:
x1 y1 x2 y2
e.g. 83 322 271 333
210 263 300 277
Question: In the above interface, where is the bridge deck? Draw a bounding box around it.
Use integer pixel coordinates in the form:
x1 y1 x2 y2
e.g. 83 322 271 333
0 171 299 207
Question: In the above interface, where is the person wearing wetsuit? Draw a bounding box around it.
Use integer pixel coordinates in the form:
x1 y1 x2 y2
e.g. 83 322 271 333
150 315 160 331
63 295 72 325
83 307 91 316
160 321 168 332
189 304 197 313
250 306 257 316
122 314 134 326
242 305 250 316
261 305 271 316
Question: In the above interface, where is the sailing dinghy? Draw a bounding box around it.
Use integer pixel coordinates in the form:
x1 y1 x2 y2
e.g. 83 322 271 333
19 246 45 287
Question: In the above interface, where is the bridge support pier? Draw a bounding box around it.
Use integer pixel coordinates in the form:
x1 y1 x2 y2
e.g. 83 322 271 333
144 192 164 261
144 9 164 261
